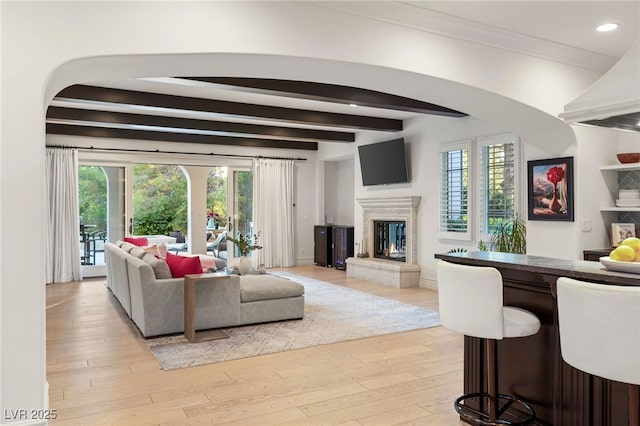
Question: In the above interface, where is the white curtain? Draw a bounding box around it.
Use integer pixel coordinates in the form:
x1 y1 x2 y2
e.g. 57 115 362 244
252 158 295 268
45 148 82 283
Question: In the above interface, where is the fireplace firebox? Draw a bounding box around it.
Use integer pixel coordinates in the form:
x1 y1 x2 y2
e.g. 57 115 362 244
373 221 406 262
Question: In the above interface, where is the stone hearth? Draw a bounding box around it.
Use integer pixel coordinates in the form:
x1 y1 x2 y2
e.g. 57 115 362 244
347 196 421 288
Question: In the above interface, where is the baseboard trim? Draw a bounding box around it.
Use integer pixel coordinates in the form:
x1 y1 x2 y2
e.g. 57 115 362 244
420 276 438 290
295 256 315 266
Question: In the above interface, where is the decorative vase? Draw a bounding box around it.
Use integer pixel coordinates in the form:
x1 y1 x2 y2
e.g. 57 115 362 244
238 256 252 275
549 186 561 212
207 218 215 228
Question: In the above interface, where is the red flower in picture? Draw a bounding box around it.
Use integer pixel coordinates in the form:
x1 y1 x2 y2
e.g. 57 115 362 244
546 166 564 187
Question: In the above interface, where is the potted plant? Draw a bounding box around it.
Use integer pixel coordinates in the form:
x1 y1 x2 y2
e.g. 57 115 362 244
489 214 526 254
227 231 262 274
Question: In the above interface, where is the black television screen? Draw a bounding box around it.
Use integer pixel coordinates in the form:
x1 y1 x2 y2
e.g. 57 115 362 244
358 138 409 186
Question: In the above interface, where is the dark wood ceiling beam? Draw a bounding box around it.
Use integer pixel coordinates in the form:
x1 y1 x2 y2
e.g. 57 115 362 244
55 85 403 132
180 77 468 118
46 106 354 142
46 123 318 151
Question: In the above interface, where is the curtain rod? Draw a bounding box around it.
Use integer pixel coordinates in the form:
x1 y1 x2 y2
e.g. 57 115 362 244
45 144 308 161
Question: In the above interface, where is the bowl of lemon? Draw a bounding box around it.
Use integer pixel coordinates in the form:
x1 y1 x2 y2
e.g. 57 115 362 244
600 237 640 273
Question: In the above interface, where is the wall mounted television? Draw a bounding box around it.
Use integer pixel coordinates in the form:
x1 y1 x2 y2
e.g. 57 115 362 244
358 138 409 186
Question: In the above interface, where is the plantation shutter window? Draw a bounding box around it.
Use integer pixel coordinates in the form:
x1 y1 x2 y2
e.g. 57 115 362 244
478 134 518 241
439 141 472 240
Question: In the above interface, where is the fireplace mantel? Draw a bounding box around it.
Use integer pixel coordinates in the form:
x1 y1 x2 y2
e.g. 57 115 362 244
348 196 421 288
357 196 421 265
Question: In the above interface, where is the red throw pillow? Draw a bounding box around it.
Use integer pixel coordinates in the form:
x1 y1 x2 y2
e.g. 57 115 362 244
124 236 149 247
165 252 203 278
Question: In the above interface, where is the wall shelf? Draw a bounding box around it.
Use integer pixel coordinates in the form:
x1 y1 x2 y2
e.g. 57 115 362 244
600 206 640 212
599 164 640 213
600 163 640 172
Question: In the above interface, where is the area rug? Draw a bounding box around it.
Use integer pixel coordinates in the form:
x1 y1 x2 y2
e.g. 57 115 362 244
144 271 440 370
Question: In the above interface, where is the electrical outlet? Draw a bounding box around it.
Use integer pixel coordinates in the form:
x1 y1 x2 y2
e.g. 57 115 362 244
582 219 592 232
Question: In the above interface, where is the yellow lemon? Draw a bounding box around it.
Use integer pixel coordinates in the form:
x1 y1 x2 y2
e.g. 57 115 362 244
611 245 636 262
621 237 640 252
610 249 620 261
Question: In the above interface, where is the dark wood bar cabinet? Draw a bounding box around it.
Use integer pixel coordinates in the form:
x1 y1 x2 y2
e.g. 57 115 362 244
332 225 354 270
314 225 354 270
314 225 333 267
435 251 640 426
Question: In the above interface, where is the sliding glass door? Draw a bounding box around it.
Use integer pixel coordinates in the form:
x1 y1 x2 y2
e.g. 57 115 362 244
78 164 126 277
226 168 253 265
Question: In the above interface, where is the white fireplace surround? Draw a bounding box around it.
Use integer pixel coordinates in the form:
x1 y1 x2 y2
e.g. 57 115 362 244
359 196 421 264
347 196 421 288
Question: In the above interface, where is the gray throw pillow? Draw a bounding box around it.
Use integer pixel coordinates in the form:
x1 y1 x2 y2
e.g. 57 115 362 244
141 252 157 264
148 258 172 279
130 247 147 259
120 242 136 253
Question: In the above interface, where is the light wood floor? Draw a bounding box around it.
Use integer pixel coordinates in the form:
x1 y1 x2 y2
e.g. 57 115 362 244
46 265 466 425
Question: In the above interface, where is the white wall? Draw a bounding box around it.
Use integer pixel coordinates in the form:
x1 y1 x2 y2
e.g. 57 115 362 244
350 115 627 287
0 1 622 419
324 159 355 226
572 126 618 253
293 160 317 265
352 115 531 286
618 131 640 153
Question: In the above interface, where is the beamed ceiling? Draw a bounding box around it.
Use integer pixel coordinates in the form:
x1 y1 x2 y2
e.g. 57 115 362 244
46 78 468 151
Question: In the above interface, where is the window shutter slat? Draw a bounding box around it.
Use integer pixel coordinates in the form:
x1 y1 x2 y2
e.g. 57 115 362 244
439 144 470 238
480 140 517 236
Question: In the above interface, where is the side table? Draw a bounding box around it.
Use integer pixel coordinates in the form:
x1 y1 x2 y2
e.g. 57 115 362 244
184 272 230 343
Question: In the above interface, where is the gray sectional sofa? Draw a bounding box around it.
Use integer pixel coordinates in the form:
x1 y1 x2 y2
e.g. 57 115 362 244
104 242 304 337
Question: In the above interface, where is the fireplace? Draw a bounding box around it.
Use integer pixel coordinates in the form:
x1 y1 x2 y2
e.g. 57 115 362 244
347 197 421 288
373 221 406 262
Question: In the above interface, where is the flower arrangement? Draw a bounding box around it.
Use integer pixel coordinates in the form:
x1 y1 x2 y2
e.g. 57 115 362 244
206 209 221 227
227 231 262 256
546 166 565 188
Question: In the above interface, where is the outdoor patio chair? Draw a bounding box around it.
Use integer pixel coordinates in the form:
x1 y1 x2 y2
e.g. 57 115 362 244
89 230 107 265
207 230 227 257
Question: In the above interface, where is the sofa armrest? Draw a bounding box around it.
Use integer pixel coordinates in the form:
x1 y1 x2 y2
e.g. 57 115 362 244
105 242 133 316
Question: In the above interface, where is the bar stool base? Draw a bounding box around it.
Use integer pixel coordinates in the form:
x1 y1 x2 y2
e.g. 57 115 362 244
455 392 536 426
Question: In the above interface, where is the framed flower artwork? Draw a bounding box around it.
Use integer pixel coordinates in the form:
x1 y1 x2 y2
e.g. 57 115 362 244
527 157 574 221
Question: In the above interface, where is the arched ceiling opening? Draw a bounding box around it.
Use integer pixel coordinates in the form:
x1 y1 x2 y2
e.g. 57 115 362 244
46 53 575 154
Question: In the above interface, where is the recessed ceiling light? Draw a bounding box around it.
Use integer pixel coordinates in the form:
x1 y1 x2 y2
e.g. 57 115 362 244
596 23 619 32
349 103 358 107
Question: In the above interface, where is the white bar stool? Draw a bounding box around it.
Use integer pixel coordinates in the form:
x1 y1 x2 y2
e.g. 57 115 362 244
557 277 640 426
437 260 541 425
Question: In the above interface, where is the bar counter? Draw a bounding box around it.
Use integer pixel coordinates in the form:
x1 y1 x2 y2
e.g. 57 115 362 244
434 251 640 426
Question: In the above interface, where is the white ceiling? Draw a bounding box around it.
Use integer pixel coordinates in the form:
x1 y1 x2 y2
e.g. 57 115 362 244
406 1 639 58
